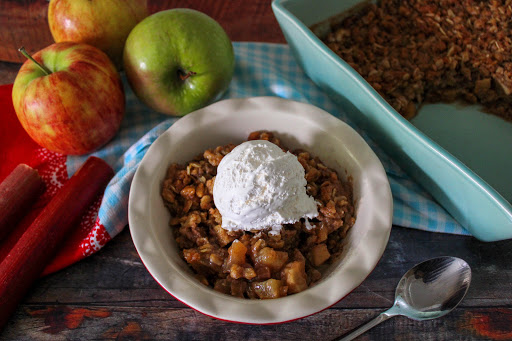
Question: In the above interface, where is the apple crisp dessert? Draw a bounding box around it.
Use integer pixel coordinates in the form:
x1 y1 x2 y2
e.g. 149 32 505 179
319 0 512 121
161 131 355 299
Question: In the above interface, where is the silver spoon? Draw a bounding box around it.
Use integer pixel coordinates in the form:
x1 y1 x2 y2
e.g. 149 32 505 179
336 256 472 341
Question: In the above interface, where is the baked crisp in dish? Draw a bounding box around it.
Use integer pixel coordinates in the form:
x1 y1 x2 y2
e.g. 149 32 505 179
161 131 355 299
320 0 512 121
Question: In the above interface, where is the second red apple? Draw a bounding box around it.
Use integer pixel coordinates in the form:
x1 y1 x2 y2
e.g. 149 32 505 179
48 0 149 68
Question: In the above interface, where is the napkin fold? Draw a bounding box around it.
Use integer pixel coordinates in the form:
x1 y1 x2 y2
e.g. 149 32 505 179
0 42 469 275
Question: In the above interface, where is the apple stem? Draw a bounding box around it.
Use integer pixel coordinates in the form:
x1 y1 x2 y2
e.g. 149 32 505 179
178 69 196 81
18 47 52 76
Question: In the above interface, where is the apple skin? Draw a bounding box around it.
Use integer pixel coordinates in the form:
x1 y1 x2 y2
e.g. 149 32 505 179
12 42 125 155
123 9 235 116
48 0 148 68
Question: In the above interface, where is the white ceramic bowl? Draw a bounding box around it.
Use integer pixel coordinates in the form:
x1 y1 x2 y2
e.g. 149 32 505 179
128 96 393 324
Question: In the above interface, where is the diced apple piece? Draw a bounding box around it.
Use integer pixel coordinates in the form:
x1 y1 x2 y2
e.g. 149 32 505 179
227 239 247 266
229 264 243 279
316 225 329 243
255 247 289 272
309 243 331 266
251 279 287 299
249 238 265 262
243 266 257 280
282 260 308 294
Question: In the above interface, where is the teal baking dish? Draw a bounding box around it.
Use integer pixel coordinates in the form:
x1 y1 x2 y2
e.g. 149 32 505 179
272 0 512 241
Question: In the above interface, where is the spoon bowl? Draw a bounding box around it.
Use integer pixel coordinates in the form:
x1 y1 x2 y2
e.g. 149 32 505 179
337 256 472 340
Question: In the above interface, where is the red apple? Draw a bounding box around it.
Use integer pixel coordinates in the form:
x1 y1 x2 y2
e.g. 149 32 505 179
12 42 125 155
48 0 148 67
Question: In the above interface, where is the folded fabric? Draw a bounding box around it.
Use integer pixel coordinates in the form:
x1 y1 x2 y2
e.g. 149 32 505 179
0 42 469 275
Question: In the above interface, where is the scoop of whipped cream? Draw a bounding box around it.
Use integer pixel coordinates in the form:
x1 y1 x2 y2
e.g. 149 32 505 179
213 140 318 234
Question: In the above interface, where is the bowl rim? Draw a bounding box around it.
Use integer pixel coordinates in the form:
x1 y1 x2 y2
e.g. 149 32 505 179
271 0 512 241
128 96 393 324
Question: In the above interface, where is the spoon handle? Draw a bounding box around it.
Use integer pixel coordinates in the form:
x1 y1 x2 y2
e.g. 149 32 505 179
335 312 394 341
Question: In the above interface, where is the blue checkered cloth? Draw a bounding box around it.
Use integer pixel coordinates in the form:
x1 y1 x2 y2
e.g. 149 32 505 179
67 42 469 240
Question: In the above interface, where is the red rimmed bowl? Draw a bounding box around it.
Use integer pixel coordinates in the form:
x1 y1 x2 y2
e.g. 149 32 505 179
128 96 392 323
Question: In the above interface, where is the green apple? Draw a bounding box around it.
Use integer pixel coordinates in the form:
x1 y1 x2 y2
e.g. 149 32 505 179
123 9 235 116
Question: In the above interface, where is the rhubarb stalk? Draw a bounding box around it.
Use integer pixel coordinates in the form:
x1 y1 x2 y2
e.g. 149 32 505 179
0 156 114 329
0 164 45 242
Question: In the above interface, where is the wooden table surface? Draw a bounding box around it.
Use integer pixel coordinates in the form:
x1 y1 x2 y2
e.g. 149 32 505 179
1 1 512 340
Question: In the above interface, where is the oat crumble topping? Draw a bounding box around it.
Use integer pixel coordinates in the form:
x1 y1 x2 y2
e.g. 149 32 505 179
321 0 512 121
161 131 355 299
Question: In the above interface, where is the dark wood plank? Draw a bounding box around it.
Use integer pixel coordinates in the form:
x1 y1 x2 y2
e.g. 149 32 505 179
4 305 511 341
0 62 20 85
147 1 285 44
0 0 53 64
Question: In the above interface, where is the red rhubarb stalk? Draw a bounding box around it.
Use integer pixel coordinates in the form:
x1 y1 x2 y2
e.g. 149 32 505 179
0 164 45 242
0 156 114 329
